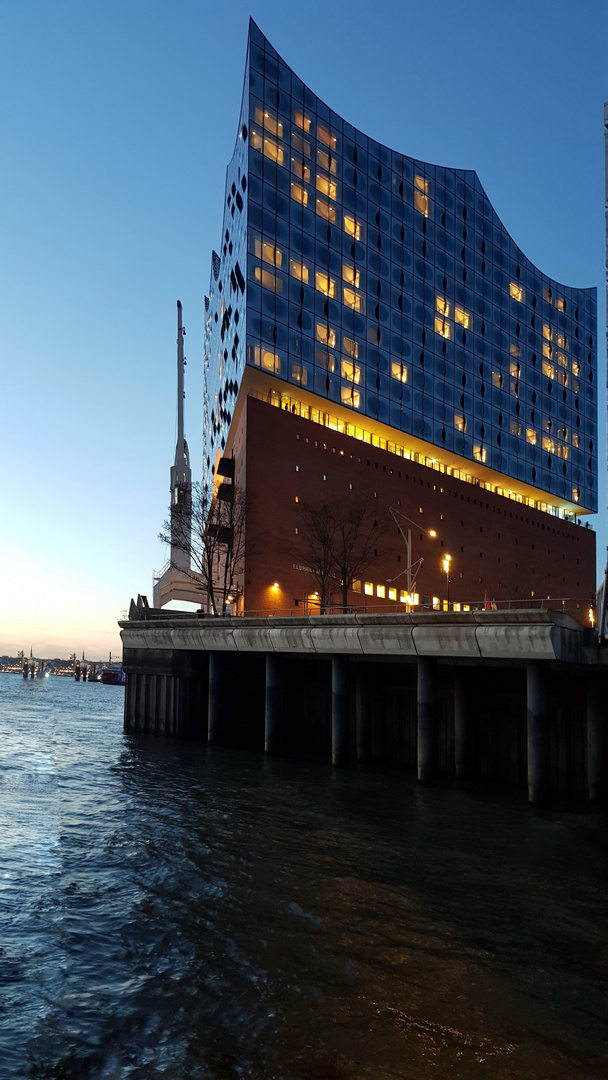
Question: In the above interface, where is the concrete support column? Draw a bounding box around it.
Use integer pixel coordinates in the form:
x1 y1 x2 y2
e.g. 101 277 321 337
453 669 471 780
124 672 137 732
208 652 224 746
264 653 281 755
417 657 438 785
355 666 371 763
527 661 550 807
332 655 349 767
587 674 606 804
134 674 146 734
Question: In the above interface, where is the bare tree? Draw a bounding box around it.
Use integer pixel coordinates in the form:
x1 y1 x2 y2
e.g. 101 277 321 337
294 494 389 612
159 481 247 614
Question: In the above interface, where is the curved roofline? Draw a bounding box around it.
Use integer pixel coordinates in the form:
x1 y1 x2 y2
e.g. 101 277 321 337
249 18 596 296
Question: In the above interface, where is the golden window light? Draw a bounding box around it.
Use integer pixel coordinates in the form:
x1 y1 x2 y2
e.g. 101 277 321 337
557 444 568 460
253 346 281 373
294 109 312 132
364 582 373 596
317 124 337 150
255 239 282 266
344 215 361 240
454 307 470 329
454 413 466 432
291 157 310 182
557 352 568 367
492 371 503 388
291 131 311 156
542 342 552 358
414 191 429 217
542 436 555 454
473 446 487 463
254 107 283 139
509 360 520 377
414 174 429 192
543 287 552 303
315 348 335 372
436 296 449 317
391 361 408 383
290 182 308 206
250 129 263 150
572 360 580 375
263 137 284 165
317 148 337 174
343 263 360 288
434 317 450 339
315 271 335 298
509 282 524 302
316 198 336 222
556 333 566 349
343 286 362 312
542 360 555 379
509 342 521 357
526 428 537 445
343 336 359 359
254 266 282 292
388 587 397 602
341 358 361 383
559 370 568 387
556 297 566 312
316 174 337 200
572 488 580 502
290 258 308 283
341 386 361 409
572 433 580 448
316 323 336 348
543 324 552 340
376 584 386 599
352 580 361 593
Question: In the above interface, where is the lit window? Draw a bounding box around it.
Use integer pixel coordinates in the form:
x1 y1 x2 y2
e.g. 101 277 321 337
556 333 567 349
254 107 283 139
414 190 429 217
341 386 361 408
557 444 569 460
510 342 521 357
291 131 311 157
317 124 337 150
542 436 555 454
376 584 386 599
526 428 537 445
341 358 361 383
509 360 520 377
434 317 450 339
262 137 284 165
317 323 336 348
542 342 552 359
399 590 407 604
559 370 568 387
291 362 307 385
391 361 408 383
344 215 361 239
454 307 470 329
315 348 335 372
254 267 282 292
317 148 337 174
352 580 361 593
290 259 309 283
492 371 503 388
250 129 263 150
572 488 580 502
557 297 566 312
291 157 310 182
543 287 552 303
572 432 580 448
290 182 308 206
255 239 282 266
315 271 335 298
343 264 360 288
388 587 397 601
343 336 359 358
432 596 440 610
316 174 337 200
473 446 487 463
572 360 580 376
542 361 555 379
509 282 524 302
557 352 568 367
436 297 450 317
454 414 466 432
510 420 521 436
316 198 336 222
343 286 362 312
543 417 552 432
294 109 312 132
253 346 281 373
364 582 373 596
543 324 552 341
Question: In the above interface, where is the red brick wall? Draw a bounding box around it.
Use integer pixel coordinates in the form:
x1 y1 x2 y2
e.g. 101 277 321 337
231 397 595 623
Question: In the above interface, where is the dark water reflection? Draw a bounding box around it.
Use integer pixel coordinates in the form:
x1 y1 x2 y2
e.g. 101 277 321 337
1 673 607 1079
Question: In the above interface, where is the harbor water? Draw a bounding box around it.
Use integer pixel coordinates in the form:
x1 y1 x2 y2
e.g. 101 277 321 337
1 671 607 1079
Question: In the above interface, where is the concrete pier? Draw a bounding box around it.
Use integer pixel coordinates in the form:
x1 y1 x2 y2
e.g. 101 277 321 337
332 655 349 768
527 661 550 807
417 657 438 785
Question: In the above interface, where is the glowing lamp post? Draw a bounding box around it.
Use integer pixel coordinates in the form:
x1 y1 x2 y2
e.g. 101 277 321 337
441 554 452 607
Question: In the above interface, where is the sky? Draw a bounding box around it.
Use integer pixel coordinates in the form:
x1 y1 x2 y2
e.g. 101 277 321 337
0 0 606 659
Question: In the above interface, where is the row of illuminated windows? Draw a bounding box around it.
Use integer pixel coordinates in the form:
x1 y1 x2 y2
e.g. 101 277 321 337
352 581 420 604
453 413 575 455
510 281 568 313
492 365 580 392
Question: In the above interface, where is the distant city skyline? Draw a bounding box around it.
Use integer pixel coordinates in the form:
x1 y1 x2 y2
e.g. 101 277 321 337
1 0 606 655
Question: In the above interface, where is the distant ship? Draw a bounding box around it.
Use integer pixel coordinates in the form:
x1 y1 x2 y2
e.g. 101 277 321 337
101 666 125 686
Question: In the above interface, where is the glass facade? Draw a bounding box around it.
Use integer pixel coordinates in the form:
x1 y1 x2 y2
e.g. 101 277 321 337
204 20 598 515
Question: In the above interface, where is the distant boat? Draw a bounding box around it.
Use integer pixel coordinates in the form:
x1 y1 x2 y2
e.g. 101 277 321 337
101 666 125 686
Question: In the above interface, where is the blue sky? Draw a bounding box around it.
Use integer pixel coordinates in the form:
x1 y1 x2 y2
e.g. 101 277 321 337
0 0 606 657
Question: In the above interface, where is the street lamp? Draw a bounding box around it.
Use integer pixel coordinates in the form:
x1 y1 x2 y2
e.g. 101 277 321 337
388 508 438 599
441 554 452 606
